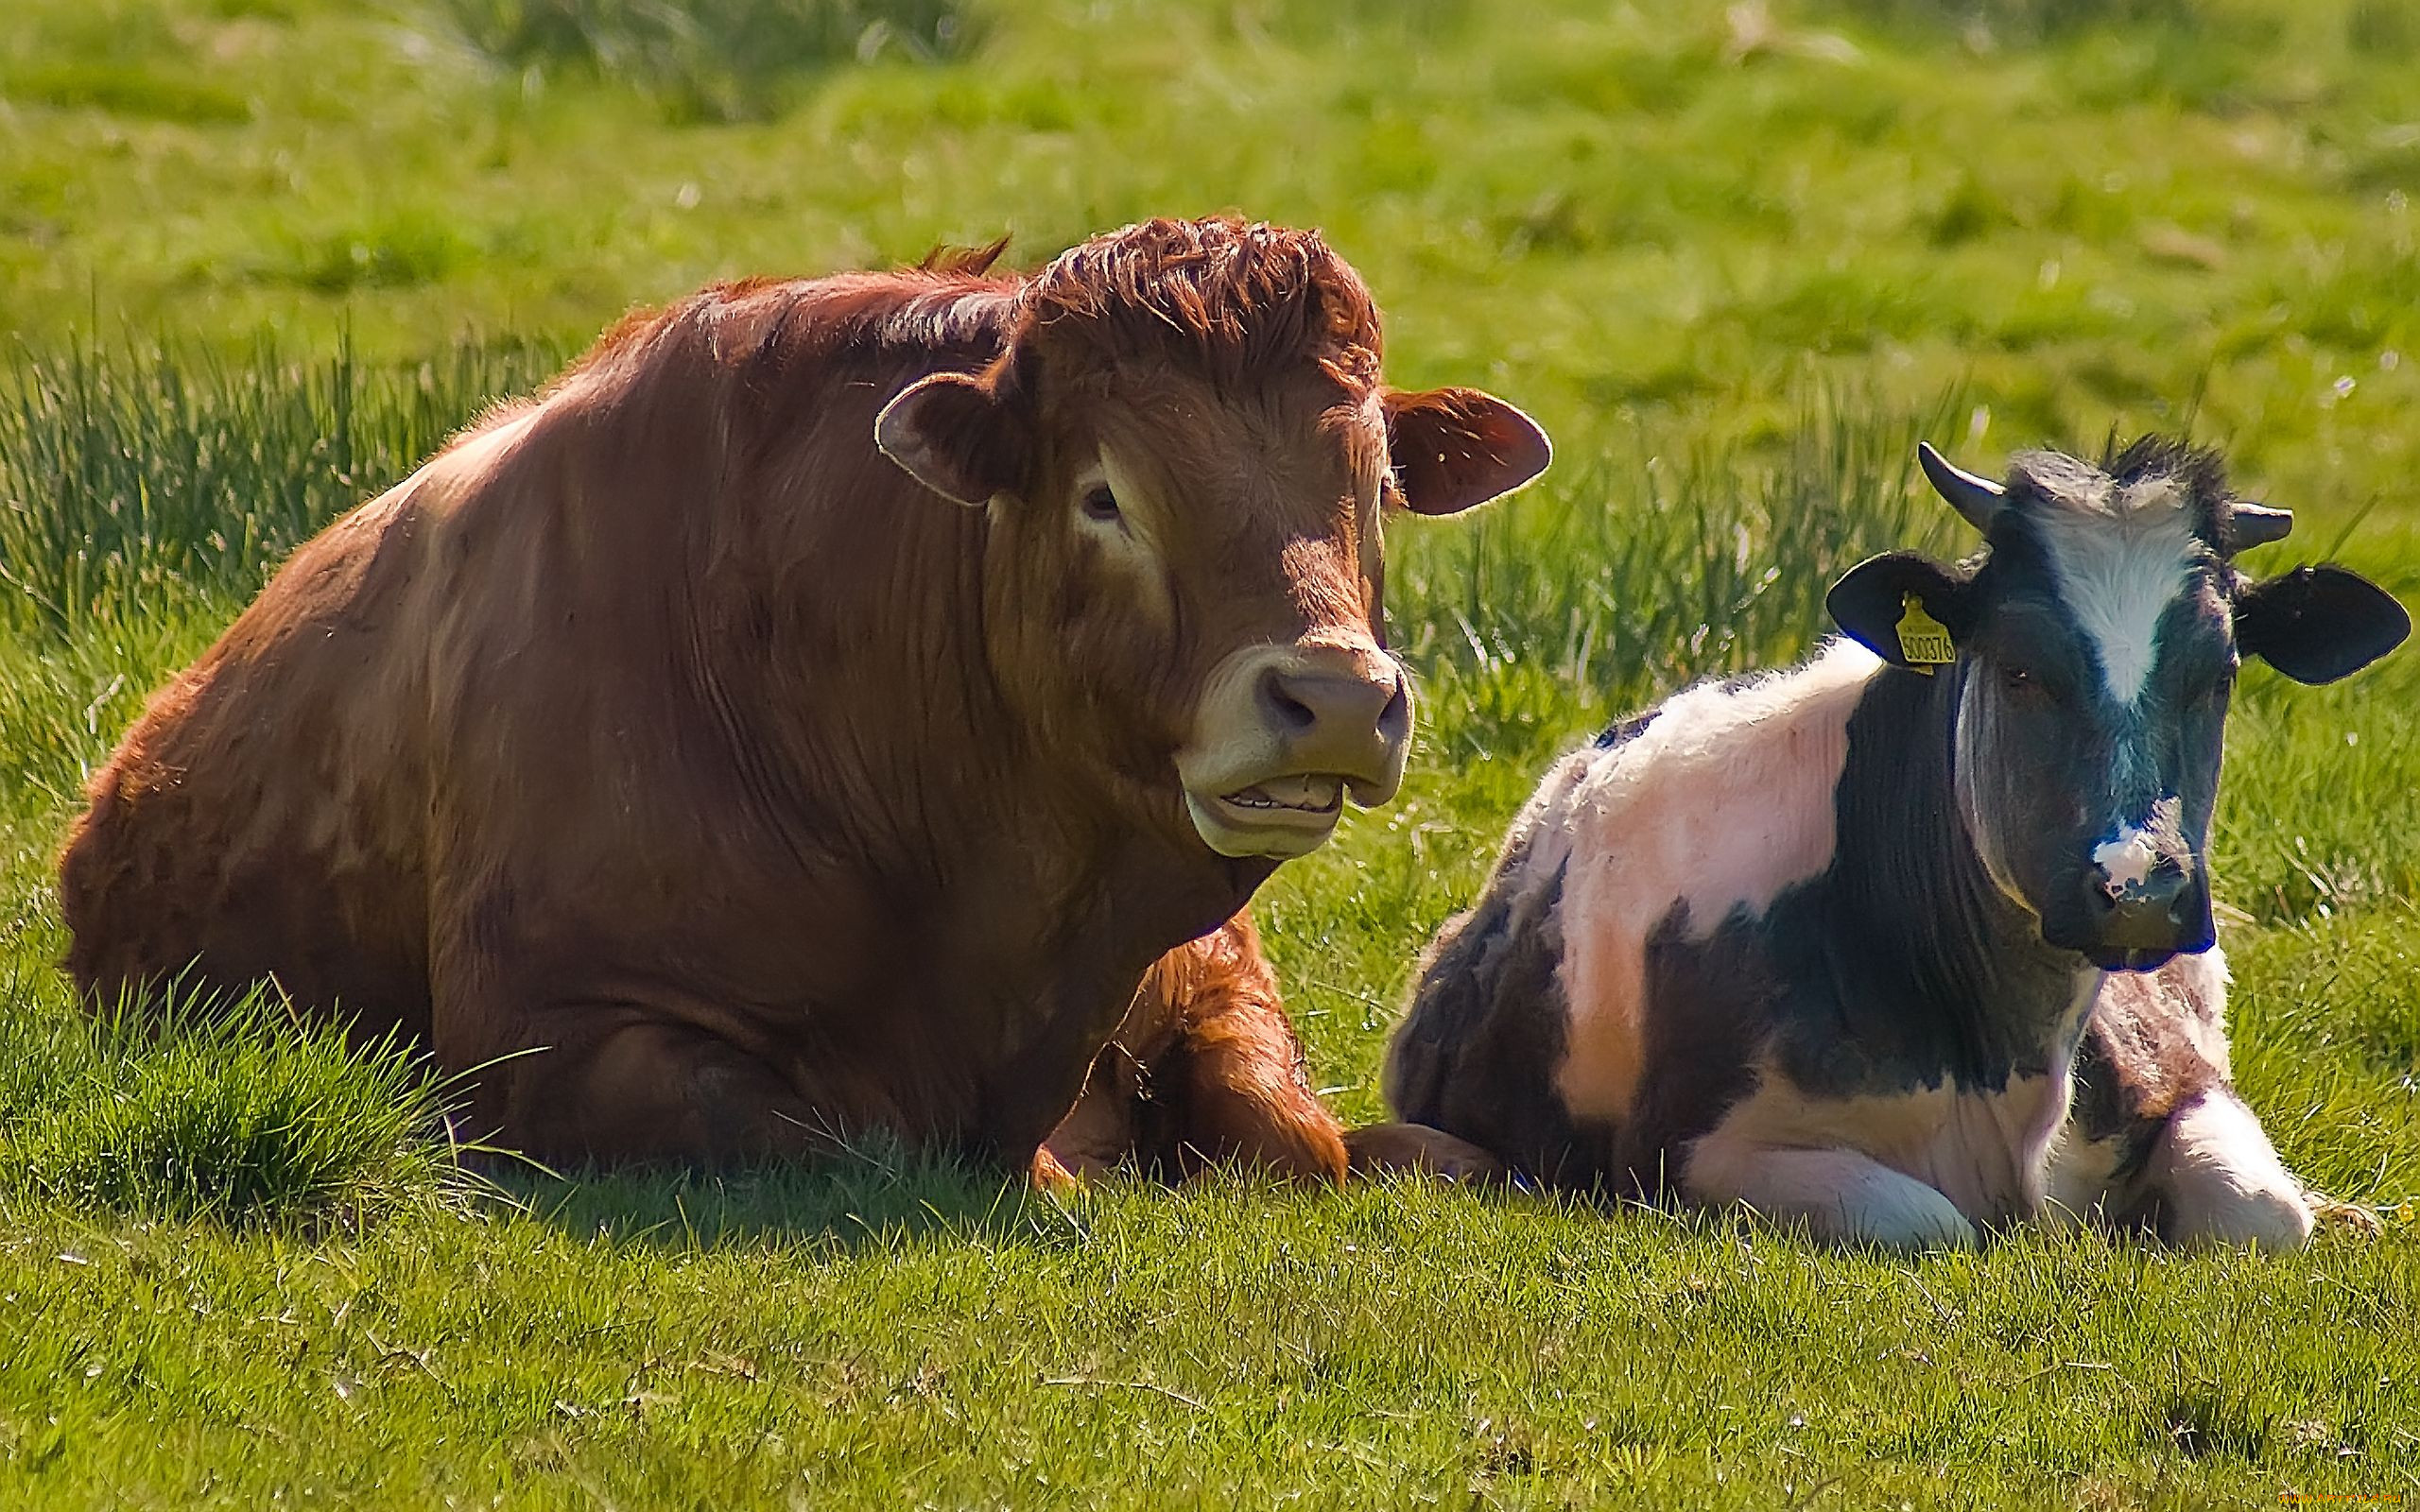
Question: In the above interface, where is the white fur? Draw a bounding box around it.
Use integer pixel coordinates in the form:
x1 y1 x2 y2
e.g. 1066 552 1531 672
2149 1091 2313 1250
2093 824 2158 892
2042 1126 2131 1230
2031 478 2200 706
1685 971 2095 1244
1549 641 1882 1121
2163 943 2234 1077
1684 1140 1979 1251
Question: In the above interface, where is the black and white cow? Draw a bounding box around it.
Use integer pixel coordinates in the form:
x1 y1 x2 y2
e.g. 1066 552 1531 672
1353 437 2408 1249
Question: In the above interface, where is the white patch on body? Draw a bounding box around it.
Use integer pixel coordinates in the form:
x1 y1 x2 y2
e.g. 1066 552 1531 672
2161 942 2233 1076
2149 1090 2313 1250
2029 473 2200 706
2051 944 2238 1230
2042 1126 2131 1231
1685 971 2098 1243
1549 639 1882 1122
1683 1140 1978 1251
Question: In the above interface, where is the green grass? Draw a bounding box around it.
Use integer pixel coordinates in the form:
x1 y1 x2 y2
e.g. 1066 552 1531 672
4 0 2420 1504
8 989 462 1228
438 0 981 122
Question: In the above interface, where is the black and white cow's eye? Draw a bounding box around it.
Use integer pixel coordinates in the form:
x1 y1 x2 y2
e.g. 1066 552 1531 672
2000 664 2041 696
1080 484 1122 524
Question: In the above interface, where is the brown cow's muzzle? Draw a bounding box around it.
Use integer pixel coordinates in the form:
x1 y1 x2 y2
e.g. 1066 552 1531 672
1175 643 1410 860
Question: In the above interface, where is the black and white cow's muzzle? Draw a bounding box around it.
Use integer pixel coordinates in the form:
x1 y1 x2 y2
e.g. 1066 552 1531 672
2044 843 2215 971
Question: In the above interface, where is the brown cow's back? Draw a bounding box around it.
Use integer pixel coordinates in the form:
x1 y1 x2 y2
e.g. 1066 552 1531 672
60 445 471 1040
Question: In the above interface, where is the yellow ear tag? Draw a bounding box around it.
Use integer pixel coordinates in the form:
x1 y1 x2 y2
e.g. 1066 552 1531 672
1894 593 1956 674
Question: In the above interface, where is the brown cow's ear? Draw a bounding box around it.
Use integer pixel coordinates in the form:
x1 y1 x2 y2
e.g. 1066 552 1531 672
1383 387 1551 516
1826 551 1976 672
874 370 1029 506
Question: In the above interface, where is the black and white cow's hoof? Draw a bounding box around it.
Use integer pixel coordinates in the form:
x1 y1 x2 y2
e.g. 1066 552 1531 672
1343 1122 1511 1185
2167 1188 2314 1251
2305 1194 2384 1239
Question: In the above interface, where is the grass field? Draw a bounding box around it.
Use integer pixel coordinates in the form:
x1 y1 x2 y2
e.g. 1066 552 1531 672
5 0 2420 1504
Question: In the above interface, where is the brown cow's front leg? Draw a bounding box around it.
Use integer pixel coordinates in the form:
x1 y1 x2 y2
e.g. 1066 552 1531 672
458 1011 838 1169
1044 913 1347 1184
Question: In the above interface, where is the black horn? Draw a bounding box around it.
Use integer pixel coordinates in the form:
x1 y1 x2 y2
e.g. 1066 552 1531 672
1917 442 2004 533
2232 502 2294 550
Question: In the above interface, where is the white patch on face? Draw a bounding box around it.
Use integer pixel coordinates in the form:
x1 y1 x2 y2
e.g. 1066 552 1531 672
2030 477 2201 706
2093 824 2157 892
1550 639 1882 1123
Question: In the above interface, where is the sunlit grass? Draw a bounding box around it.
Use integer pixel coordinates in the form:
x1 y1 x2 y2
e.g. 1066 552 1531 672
2 0 2418 1503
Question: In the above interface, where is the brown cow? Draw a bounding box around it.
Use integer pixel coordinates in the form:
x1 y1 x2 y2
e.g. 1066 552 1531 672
58 216 1548 1178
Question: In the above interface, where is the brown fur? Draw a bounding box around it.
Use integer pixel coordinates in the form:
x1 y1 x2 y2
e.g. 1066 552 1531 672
1046 911 1346 1183
58 216 1544 1172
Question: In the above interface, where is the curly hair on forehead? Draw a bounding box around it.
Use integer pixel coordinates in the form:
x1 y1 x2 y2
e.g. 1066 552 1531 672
1016 216 1385 396
2003 435 2234 551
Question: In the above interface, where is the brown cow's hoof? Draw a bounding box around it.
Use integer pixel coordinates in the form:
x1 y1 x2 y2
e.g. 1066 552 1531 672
1344 1122 1510 1184
1029 1146 1083 1194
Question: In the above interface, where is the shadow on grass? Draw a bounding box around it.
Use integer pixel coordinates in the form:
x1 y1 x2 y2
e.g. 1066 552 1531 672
476 1138 1098 1255
476 1139 1567 1255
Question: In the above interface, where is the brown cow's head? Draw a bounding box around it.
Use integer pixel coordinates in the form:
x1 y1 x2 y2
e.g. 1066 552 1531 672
876 216 1547 863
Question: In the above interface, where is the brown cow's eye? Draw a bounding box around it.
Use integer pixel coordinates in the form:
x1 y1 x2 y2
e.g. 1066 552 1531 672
1080 484 1121 524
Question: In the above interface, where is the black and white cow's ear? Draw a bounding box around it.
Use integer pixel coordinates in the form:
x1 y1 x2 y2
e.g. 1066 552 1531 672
2233 564 2411 685
1383 387 1552 516
1826 551 1977 671
875 369 1031 507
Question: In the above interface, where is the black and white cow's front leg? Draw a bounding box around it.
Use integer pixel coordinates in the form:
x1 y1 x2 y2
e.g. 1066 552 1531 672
1685 1130 1979 1251
2048 952 2318 1249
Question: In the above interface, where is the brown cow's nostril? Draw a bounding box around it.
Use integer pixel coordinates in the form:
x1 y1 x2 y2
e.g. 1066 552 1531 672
1377 677 1409 742
1259 671 1320 735
1257 664 1406 780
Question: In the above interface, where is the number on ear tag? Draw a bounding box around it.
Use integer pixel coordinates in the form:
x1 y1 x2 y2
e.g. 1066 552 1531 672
1895 593 1956 674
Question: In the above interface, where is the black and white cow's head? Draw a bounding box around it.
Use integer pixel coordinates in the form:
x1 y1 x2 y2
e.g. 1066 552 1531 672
1828 437 2409 971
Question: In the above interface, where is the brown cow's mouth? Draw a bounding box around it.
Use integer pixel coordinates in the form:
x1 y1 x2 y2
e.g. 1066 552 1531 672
1219 775 1344 816
1184 774 1351 859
